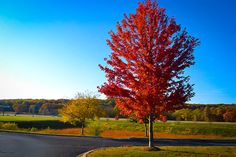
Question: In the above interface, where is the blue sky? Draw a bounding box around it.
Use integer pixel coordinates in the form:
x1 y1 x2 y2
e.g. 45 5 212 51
0 0 235 103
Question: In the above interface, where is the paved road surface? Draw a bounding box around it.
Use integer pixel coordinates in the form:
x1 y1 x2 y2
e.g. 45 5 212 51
0 132 235 157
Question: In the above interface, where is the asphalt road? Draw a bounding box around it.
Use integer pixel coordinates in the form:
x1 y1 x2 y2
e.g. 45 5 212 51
0 132 235 157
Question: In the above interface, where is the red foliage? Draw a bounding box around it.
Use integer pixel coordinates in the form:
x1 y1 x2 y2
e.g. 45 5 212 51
161 115 167 123
98 0 199 121
223 111 236 122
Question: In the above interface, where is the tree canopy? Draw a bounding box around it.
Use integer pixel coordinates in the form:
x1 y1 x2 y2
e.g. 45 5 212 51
98 0 199 147
59 93 104 135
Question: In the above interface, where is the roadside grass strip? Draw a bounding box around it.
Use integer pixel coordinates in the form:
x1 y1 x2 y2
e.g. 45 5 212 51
86 146 236 157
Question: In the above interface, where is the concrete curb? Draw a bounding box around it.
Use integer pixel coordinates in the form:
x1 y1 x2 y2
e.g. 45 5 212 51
77 149 98 157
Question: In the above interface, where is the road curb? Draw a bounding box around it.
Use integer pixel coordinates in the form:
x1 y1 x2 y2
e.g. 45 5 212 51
77 149 98 157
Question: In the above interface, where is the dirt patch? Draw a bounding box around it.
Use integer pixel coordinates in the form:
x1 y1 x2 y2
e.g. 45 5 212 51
58 128 92 135
101 130 224 139
56 128 83 134
40 128 224 139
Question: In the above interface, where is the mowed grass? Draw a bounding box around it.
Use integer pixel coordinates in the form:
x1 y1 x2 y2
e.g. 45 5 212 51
0 116 236 137
0 115 74 129
0 115 60 121
87 146 236 157
88 120 236 137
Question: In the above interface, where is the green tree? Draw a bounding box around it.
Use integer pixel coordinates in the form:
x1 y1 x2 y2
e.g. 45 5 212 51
12 103 22 115
59 92 104 135
214 107 224 122
173 109 192 121
192 109 204 121
29 105 37 116
0 105 5 116
203 106 210 122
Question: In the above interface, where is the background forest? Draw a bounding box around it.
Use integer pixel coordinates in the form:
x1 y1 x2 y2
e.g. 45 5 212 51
0 99 235 122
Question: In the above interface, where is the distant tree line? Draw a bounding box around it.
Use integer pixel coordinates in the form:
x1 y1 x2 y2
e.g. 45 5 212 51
0 99 69 115
0 99 116 116
112 103 236 122
169 104 236 122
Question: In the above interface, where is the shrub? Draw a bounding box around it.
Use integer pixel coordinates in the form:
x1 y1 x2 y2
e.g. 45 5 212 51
0 123 18 130
30 127 38 132
88 121 104 136
0 122 3 128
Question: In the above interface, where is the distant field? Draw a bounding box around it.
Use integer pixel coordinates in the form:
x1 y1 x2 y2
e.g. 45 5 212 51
0 115 73 129
0 115 60 121
87 146 236 157
0 115 236 137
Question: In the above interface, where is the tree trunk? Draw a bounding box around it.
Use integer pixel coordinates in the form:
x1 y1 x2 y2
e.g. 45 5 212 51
81 122 84 135
148 113 154 148
144 123 148 137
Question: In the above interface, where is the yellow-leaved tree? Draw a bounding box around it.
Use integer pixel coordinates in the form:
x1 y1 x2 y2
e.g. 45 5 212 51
59 92 104 135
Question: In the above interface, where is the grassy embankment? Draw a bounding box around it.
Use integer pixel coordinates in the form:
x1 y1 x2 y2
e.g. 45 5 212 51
0 115 73 129
0 115 236 139
87 146 236 157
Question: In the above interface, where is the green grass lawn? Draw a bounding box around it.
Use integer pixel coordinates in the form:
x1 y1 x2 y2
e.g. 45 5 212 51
87 146 236 157
1 115 236 137
0 115 60 121
0 115 73 129
88 119 236 137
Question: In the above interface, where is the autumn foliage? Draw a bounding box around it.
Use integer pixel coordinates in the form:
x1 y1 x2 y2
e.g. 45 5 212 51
59 92 103 135
223 111 236 122
98 0 199 146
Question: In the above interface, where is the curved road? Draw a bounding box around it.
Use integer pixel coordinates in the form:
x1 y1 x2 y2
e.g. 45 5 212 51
0 132 235 157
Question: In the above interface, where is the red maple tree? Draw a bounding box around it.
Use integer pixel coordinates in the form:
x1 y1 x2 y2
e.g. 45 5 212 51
98 0 199 147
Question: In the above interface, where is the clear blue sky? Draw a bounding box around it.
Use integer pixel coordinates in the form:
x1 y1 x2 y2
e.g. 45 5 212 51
0 0 235 104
